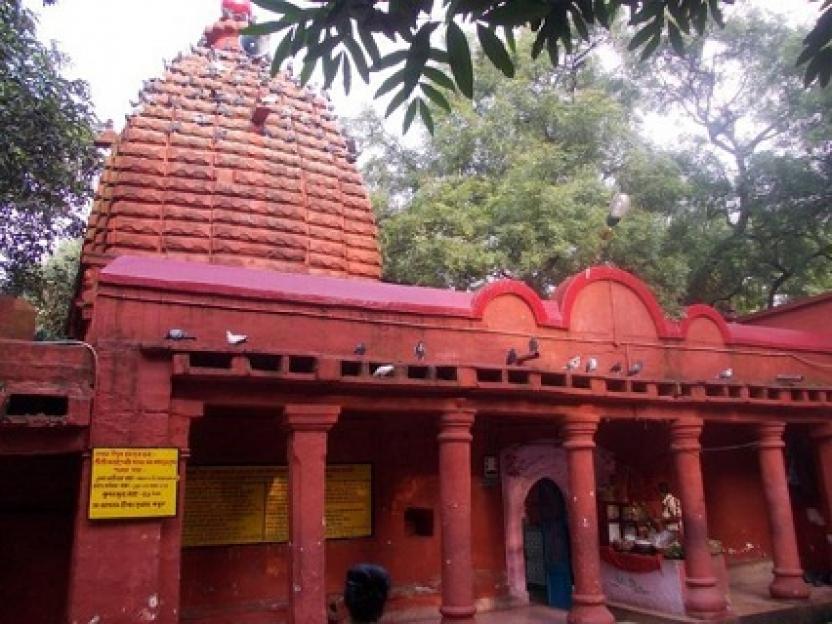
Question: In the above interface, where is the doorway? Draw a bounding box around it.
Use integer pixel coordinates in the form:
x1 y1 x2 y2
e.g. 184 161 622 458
523 478 572 609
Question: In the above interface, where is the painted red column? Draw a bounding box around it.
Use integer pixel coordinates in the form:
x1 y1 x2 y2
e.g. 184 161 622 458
438 408 477 623
670 416 728 619
811 422 832 569
158 399 203 624
757 422 810 599
284 404 340 624
562 408 614 624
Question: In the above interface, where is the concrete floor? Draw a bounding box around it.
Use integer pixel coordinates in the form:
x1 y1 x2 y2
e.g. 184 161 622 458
396 562 832 623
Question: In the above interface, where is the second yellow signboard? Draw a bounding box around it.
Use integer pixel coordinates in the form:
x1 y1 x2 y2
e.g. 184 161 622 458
182 464 371 547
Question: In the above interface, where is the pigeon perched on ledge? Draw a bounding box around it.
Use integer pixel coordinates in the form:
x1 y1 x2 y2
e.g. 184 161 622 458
165 328 196 341
226 330 247 345
372 364 395 377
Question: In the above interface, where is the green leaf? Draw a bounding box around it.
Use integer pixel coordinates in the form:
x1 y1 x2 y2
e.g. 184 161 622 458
385 84 412 118
402 98 420 133
477 24 515 78
270 29 295 75
708 0 724 28
504 26 516 53
628 21 658 51
531 26 547 60
240 20 292 37
374 68 406 98
372 49 408 72
323 51 340 89
299 55 316 86
547 38 559 67
570 9 590 41
342 52 352 94
446 21 474 98
419 98 435 135
420 82 452 112
359 29 381 65
639 33 662 62
668 22 685 57
693 3 708 34
344 37 370 83
424 66 457 91
290 22 308 54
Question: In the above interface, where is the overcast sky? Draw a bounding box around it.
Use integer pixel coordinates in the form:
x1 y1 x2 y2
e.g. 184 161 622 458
22 0 821 142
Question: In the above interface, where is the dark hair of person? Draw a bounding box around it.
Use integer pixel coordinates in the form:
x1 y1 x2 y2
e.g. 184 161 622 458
344 563 391 623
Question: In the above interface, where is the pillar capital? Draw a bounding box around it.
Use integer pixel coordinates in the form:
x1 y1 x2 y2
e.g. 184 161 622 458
283 404 340 431
438 409 475 444
757 422 786 449
561 406 600 451
670 416 703 453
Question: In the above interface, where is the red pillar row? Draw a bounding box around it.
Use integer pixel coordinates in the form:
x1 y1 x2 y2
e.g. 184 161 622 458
670 417 728 620
438 408 477 623
562 408 614 624
284 404 340 624
757 422 810 600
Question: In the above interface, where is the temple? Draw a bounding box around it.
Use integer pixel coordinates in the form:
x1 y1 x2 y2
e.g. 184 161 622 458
3 2 832 623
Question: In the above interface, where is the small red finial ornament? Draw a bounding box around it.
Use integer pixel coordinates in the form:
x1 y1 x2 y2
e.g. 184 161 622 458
222 0 252 19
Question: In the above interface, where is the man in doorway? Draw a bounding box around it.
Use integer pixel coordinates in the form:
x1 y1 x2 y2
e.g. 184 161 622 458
659 481 682 539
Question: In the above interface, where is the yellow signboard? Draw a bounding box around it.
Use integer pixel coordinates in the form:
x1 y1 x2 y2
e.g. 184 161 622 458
183 464 372 547
89 448 179 520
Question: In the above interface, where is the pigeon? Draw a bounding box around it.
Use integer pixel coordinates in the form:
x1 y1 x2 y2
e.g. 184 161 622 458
564 355 581 371
717 368 733 380
164 328 196 341
506 348 518 365
585 357 598 373
528 336 540 354
372 364 395 377
226 330 247 345
627 360 643 376
609 361 623 374
353 342 367 356
414 341 427 361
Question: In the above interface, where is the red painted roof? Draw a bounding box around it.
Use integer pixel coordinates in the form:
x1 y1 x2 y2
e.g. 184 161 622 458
100 256 832 353
740 291 832 324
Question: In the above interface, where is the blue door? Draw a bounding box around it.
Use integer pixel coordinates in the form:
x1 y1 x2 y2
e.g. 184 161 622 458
524 479 572 609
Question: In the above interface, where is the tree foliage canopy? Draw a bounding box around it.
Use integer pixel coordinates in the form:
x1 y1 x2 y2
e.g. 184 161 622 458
250 0 831 131
355 13 832 313
0 0 99 293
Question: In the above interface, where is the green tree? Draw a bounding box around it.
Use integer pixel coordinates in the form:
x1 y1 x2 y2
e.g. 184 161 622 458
627 12 832 310
356 35 691 308
0 0 100 293
250 0 830 129
22 238 81 339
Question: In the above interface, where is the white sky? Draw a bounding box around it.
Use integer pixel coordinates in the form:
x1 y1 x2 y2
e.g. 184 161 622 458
22 0 822 144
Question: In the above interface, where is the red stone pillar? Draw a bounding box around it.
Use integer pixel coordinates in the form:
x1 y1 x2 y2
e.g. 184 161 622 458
670 417 728 619
284 404 340 624
158 399 203 624
812 422 832 569
438 408 477 623
757 422 810 599
562 408 614 624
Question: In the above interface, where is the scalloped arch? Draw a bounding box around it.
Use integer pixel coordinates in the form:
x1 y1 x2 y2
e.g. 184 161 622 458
679 304 732 344
551 266 675 338
470 280 553 325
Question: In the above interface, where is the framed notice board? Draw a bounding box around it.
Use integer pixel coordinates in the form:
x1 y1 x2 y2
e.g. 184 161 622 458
88 448 179 520
182 464 372 547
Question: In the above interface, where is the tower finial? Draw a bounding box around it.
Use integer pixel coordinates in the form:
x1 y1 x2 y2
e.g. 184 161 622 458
222 0 252 20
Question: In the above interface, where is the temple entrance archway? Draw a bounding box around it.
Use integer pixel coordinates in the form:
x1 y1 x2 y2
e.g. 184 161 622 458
523 478 572 609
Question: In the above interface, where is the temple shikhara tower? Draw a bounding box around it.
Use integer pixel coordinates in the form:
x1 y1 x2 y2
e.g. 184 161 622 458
4 2 832 623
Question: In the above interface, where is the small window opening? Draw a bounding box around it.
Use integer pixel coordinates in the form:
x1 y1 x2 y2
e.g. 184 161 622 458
507 370 530 384
435 366 457 381
404 507 434 537
476 368 502 383
248 354 281 372
407 365 430 380
541 373 567 387
190 352 233 369
289 356 317 374
5 394 68 417
571 375 591 389
341 361 362 377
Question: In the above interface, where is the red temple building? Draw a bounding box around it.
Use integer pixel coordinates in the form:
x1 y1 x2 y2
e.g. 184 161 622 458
4 2 832 623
